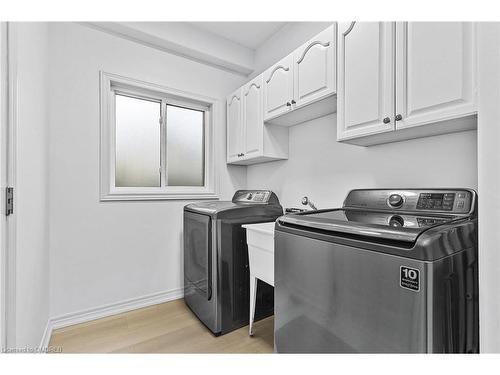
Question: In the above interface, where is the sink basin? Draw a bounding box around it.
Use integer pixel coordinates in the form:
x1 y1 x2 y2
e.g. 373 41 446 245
243 222 275 286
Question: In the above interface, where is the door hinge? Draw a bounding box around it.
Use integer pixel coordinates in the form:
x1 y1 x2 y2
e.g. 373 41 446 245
5 187 13 216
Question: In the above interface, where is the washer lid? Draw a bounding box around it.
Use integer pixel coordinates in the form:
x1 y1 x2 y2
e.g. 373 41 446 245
278 209 459 243
184 201 238 215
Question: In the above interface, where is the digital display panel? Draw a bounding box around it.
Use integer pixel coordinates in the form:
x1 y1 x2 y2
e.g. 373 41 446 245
428 193 444 199
416 192 455 211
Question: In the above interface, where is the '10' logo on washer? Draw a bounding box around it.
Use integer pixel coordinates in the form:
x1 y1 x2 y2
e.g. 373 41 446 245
400 266 420 292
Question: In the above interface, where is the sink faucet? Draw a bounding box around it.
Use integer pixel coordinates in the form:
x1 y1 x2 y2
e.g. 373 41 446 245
301 196 317 210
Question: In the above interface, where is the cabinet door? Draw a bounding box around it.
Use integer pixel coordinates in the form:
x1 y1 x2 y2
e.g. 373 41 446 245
395 22 477 130
243 76 264 159
293 24 336 108
337 22 395 140
226 89 243 163
263 54 294 121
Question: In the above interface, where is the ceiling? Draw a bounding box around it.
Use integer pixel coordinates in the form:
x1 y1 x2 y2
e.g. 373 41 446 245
189 22 287 50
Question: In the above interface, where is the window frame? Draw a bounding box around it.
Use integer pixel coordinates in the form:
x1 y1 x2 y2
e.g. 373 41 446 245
100 71 218 201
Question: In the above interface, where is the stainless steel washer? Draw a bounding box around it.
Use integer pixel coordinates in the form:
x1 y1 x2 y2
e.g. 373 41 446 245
184 190 283 336
274 188 478 353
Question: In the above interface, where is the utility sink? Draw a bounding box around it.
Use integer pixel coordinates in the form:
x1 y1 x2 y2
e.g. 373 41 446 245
242 222 275 286
243 221 276 336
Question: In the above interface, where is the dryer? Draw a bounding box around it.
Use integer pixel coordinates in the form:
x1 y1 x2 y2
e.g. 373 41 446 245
184 190 283 335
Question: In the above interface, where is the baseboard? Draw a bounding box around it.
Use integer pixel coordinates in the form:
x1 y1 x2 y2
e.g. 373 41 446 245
39 319 53 350
39 287 184 350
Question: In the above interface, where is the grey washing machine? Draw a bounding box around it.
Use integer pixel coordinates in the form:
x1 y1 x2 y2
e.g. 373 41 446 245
184 190 283 336
274 189 478 353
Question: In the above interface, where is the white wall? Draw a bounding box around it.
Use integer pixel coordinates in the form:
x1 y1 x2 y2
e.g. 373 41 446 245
48 23 246 318
12 23 50 347
477 23 500 353
247 115 477 208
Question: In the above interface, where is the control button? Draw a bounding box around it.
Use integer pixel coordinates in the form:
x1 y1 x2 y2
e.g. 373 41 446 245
388 194 404 208
418 218 434 226
246 193 253 200
457 201 465 209
457 192 466 198
389 215 404 227
417 217 447 227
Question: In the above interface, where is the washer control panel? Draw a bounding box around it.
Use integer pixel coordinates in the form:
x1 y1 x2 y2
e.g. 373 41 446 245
344 189 475 215
233 190 272 204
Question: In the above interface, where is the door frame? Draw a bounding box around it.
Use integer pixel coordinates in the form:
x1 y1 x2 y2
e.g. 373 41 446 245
0 21 7 351
0 21 17 350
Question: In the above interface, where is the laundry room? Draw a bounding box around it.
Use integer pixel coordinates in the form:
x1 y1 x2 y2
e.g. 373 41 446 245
1 1 500 373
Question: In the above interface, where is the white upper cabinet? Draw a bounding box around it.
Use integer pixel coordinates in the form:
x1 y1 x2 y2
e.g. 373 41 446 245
243 76 264 158
337 21 477 146
227 24 338 164
263 54 294 121
293 25 336 108
227 74 289 165
395 22 477 130
337 22 395 141
226 88 243 163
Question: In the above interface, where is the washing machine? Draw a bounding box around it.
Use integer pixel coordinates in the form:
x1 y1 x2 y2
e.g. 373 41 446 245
184 190 283 335
274 188 478 353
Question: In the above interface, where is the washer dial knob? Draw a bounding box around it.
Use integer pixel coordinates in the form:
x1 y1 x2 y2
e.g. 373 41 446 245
388 194 404 208
389 215 404 227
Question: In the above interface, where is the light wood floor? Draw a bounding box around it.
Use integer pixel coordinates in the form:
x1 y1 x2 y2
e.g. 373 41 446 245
49 299 274 353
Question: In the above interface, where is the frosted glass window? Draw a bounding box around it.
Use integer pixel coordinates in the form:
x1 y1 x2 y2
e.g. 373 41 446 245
101 73 215 200
166 105 205 186
115 94 161 187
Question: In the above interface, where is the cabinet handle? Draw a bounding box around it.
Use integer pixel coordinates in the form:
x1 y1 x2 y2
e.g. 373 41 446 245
286 102 291 107
395 114 403 121
383 117 391 124
291 100 296 104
